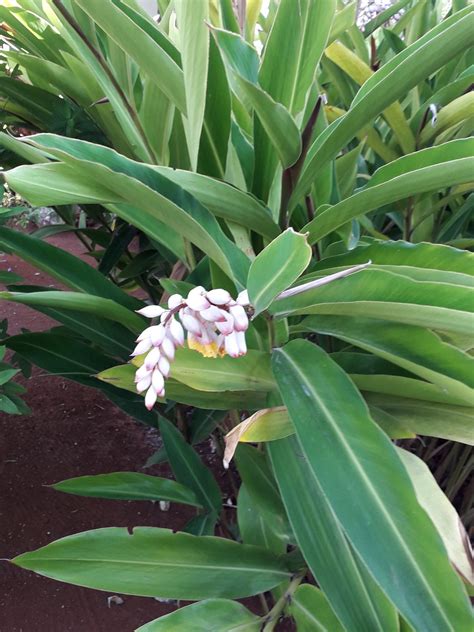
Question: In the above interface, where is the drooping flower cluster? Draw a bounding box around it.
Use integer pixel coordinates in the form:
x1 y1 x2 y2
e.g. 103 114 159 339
132 286 250 410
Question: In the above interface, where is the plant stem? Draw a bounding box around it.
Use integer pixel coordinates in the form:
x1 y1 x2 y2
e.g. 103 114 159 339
262 573 304 631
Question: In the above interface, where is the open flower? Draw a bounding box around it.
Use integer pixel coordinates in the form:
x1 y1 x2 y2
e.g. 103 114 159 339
132 286 250 409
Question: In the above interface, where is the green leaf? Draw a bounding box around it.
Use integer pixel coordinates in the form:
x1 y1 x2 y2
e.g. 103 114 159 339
252 0 336 199
159 416 221 515
304 155 474 243
175 0 209 170
248 228 311 316
269 436 398 632
136 599 261 631
274 268 474 335
291 9 474 206
0 227 140 311
97 363 267 410
272 340 472 631
168 347 274 393
365 393 474 445
310 240 474 276
298 315 474 405
0 271 22 284
52 472 202 507
397 448 474 586
237 484 286 554
235 444 290 541
289 584 345 632
153 167 279 238
74 0 186 112
212 28 301 168
0 290 143 334
0 368 19 386
10 134 250 288
12 527 291 599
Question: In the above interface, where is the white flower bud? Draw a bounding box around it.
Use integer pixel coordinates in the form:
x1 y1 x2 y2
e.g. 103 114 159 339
135 364 152 381
145 385 158 410
236 289 250 306
229 304 248 332
206 289 231 305
168 294 183 310
236 330 247 355
144 346 161 370
148 324 166 347
136 375 152 392
224 331 240 358
169 318 185 346
181 312 203 336
186 286 211 311
151 369 165 392
136 305 165 318
216 312 235 336
199 305 226 322
161 335 176 360
158 355 171 378
131 338 153 356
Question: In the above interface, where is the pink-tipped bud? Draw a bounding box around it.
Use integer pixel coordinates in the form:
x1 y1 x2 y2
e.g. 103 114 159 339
169 318 184 346
144 346 161 370
161 335 176 360
145 385 158 410
199 305 227 322
235 330 247 355
224 331 240 358
216 312 235 336
186 287 211 311
149 324 166 347
168 294 183 310
151 369 165 392
236 289 250 307
206 289 231 306
135 364 151 382
136 305 165 318
136 375 152 392
229 304 249 332
158 355 171 378
131 338 153 357
181 312 203 336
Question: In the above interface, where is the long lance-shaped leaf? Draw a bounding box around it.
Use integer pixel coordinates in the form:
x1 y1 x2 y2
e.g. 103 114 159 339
269 436 398 632
52 472 202 507
73 0 186 112
290 8 474 206
0 291 143 334
303 157 474 243
310 239 474 276
153 167 279 238
43 0 153 161
4 135 250 288
252 0 336 200
12 527 291 600
289 584 345 632
136 599 261 632
297 315 474 405
174 0 209 171
0 227 141 311
212 28 301 169
272 340 473 631
397 448 474 586
325 40 415 153
272 267 474 335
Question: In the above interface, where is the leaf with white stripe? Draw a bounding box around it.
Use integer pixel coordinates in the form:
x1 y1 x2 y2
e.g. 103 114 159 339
272 339 472 632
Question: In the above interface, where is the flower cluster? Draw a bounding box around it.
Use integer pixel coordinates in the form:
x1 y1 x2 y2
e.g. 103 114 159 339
132 286 250 410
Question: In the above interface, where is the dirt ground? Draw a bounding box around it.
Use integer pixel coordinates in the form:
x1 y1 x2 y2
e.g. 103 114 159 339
0 233 273 632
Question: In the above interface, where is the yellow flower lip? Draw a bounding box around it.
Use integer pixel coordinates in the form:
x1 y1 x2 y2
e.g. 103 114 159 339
187 337 226 358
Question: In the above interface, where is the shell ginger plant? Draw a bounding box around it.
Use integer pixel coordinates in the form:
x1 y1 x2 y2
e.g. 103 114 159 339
0 0 473 630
